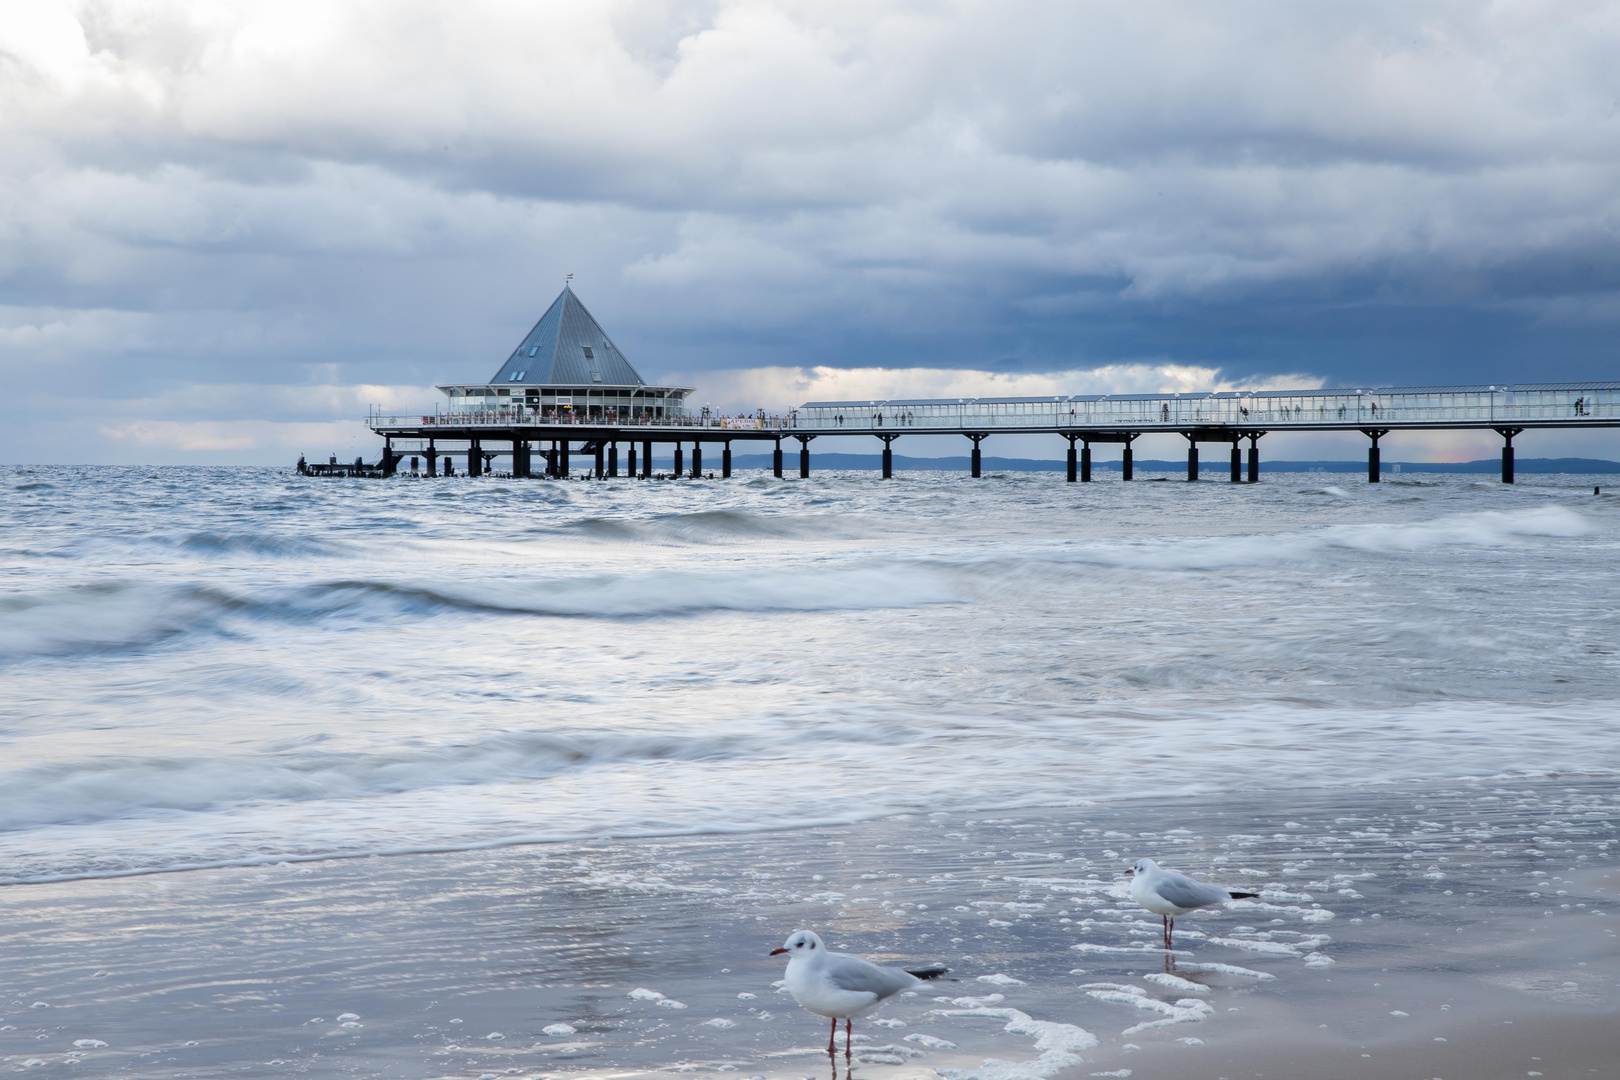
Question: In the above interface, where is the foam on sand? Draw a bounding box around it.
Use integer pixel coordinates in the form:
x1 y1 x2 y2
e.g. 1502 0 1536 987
934 1006 1099 1080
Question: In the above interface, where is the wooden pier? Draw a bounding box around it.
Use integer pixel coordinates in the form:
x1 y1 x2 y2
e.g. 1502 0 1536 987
360 382 1620 484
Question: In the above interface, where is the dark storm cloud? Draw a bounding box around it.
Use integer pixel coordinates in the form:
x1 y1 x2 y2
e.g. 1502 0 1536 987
2 0 1618 462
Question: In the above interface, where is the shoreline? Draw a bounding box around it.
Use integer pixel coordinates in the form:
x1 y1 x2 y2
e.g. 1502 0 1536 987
2 776 1614 1078
6 758 1619 889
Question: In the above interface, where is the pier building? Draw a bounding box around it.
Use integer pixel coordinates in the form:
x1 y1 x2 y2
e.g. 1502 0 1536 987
350 288 1620 483
439 285 693 426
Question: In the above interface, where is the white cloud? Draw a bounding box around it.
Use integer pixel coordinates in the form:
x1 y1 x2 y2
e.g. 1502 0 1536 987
3 0 1619 462
99 417 364 454
672 363 1324 413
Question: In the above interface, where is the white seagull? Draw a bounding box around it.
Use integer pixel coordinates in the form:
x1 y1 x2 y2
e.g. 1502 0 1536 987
1127 858 1258 948
770 930 948 1054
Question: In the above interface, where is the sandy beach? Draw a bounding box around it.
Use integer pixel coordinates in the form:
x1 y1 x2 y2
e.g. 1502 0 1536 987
3 776 1613 1079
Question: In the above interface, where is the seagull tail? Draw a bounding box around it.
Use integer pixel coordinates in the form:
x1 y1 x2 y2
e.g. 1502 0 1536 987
1227 891 1259 900
906 966 951 980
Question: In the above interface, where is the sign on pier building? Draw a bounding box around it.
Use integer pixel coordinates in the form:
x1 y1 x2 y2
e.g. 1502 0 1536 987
435 286 692 422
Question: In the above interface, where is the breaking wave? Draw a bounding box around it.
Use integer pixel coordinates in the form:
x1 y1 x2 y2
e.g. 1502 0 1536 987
0 507 1589 659
0 730 751 833
0 562 964 658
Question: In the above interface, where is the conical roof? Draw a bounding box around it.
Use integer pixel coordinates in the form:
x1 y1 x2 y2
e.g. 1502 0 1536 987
490 287 644 386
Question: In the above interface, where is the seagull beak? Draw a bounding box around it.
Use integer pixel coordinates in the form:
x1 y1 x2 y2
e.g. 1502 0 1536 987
1124 869 1134 876
769 947 788 955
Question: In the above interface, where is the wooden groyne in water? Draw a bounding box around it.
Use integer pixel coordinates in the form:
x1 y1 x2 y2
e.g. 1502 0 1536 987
350 382 1620 484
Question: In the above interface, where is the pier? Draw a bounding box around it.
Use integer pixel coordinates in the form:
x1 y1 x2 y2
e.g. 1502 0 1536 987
363 384 1620 485
343 286 1620 484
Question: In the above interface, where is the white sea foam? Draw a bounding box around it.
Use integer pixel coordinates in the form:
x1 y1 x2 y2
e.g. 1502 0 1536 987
1142 973 1208 995
1205 937 1303 956
1174 962 1275 980
1043 505 1590 573
934 1007 1099 1080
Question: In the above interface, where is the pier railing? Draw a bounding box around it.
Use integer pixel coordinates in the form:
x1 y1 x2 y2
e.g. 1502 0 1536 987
369 383 1620 438
369 410 788 431
793 385 1619 432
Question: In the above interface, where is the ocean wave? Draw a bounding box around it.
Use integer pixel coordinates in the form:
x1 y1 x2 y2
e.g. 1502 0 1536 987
167 530 350 558
0 506 1590 658
0 730 749 833
545 509 862 544
0 583 248 658
0 560 963 658
1046 506 1589 572
0 698 1614 884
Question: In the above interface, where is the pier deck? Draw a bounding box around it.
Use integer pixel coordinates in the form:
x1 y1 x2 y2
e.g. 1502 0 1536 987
362 381 1620 483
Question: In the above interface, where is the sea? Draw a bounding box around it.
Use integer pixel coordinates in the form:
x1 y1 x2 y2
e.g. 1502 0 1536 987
3 465 1614 885
2 465 1617 1079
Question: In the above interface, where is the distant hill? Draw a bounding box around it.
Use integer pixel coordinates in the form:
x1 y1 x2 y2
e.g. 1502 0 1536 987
728 453 1620 474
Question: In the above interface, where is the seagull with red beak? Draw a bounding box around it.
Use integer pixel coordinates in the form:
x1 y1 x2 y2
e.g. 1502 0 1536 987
770 930 948 1056
1127 858 1259 948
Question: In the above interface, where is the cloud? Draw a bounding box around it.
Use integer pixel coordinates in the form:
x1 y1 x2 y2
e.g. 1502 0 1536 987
673 363 1325 413
99 418 363 454
3 0 1620 462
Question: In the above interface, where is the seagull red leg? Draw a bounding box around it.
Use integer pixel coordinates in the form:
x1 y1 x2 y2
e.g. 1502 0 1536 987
845 1019 853 1059
828 1017 837 1054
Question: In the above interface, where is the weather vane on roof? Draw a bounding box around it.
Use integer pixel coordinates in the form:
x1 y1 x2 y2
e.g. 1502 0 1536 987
566 273 573 287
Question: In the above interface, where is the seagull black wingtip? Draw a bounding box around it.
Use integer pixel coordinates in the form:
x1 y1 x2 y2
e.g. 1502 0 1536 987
1228 891 1260 899
904 965 950 980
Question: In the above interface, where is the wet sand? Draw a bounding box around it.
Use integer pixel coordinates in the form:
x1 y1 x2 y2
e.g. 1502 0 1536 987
1 777 1614 1079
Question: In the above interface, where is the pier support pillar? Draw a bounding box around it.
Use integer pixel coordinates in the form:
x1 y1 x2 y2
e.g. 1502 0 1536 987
382 438 397 477
673 442 683 478
1230 439 1241 483
691 445 702 478
642 440 653 479
797 435 813 478
468 439 482 477
722 442 732 478
627 443 637 478
594 442 604 479
1362 428 1389 483
1495 427 1523 484
546 442 558 478
1065 437 1077 482
1122 443 1134 481
560 442 571 478
608 442 618 478
968 434 986 477
443 456 454 476
880 435 897 479
1248 434 1260 483
1186 439 1199 481
513 440 530 478
427 441 437 477
773 439 784 478
1082 442 1093 482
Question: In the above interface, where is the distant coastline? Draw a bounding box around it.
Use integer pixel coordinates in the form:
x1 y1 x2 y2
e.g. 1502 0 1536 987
724 453 1620 474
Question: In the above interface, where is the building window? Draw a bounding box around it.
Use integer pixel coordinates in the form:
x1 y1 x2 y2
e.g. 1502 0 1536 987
529 346 539 357
582 346 594 359
591 371 602 383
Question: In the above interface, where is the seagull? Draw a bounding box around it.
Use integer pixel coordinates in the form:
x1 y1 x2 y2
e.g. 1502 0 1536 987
1127 858 1259 948
770 930 949 1055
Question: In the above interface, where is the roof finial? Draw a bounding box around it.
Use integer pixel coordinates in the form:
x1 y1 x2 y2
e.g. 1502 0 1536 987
565 273 573 289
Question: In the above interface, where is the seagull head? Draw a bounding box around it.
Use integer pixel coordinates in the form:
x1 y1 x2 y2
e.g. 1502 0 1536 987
1127 858 1159 878
769 929 824 957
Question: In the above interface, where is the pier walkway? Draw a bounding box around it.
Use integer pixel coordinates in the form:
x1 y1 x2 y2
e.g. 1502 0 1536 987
363 381 1620 484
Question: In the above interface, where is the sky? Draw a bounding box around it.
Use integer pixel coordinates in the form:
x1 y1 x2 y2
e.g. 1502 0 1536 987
3 0 1619 465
